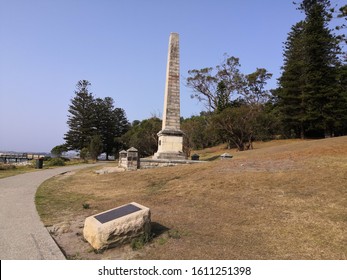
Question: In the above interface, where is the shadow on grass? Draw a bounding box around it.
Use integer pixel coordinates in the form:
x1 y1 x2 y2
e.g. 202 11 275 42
151 222 170 237
205 155 221 161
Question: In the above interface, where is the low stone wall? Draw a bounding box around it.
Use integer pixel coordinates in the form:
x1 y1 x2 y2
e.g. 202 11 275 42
139 158 205 169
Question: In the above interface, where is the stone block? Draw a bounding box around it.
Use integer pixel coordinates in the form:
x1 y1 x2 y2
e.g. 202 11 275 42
83 202 151 250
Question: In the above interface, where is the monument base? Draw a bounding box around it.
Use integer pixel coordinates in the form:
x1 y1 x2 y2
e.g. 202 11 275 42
153 129 187 160
153 152 186 160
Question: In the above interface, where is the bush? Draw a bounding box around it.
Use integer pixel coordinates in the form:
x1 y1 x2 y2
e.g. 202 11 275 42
131 232 153 250
48 158 65 166
0 164 16 170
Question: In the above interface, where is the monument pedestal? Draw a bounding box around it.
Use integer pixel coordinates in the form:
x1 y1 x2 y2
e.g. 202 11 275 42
153 129 185 160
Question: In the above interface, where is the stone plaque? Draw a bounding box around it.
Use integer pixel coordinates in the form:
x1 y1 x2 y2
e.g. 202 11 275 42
94 204 141 224
83 202 151 250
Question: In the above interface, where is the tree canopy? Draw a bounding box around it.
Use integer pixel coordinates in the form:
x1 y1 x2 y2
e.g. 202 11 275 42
276 0 347 138
63 80 129 159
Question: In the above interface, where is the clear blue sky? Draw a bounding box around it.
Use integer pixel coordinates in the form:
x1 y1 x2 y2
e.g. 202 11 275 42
0 0 343 152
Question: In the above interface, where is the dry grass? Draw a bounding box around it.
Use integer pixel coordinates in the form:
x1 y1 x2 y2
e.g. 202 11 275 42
0 164 37 179
36 137 347 259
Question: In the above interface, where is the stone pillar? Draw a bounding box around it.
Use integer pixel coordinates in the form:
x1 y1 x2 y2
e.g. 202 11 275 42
119 150 127 168
126 147 139 171
154 33 186 160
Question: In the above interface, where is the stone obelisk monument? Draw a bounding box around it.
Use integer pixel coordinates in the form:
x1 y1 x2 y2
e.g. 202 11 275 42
154 33 186 160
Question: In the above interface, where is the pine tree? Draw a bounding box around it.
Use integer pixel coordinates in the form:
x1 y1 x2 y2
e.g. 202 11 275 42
277 21 306 138
300 0 341 137
64 81 129 155
94 97 129 159
278 0 343 138
64 80 96 150
89 134 103 161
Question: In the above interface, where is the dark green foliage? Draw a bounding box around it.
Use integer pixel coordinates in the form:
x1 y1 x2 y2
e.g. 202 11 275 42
186 56 244 111
50 144 68 158
215 81 231 112
336 64 347 135
186 54 273 150
276 21 307 138
79 147 90 162
212 106 261 151
64 80 96 150
277 0 346 138
89 135 103 161
63 80 129 157
82 203 90 209
94 97 129 159
48 158 65 166
131 232 153 250
121 118 161 157
244 68 273 105
181 113 221 155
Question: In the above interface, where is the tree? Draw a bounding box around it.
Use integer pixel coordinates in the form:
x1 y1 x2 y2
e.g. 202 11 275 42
186 55 273 150
335 63 347 135
278 0 344 138
121 118 161 157
181 113 220 154
186 56 243 111
64 80 129 157
215 81 231 112
79 147 89 162
64 80 96 150
50 144 67 158
187 55 272 113
276 21 307 138
89 135 103 161
300 0 341 137
113 107 130 154
212 106 260 151
243 68 273 105
94 97 129 159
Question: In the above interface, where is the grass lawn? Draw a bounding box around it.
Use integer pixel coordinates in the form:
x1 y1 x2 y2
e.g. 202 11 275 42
36 137 347 259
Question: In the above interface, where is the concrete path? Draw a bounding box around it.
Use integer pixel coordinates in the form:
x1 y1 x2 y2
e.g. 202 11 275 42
0 163 104 260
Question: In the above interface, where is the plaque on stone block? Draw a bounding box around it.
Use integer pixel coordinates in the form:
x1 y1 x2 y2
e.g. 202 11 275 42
83 202 151 250
94 204 141 224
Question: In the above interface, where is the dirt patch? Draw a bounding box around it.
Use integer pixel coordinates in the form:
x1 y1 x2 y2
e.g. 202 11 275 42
47 216 144 260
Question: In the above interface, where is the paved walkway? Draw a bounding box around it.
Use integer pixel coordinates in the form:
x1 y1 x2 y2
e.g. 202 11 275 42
0 163 104 260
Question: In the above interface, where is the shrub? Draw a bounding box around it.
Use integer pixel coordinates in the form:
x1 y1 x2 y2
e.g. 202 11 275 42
48 158 65 166
0 164 16 170
82 203 90 209
131 232 153 250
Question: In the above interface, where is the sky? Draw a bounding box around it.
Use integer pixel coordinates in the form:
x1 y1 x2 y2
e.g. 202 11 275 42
0 0 344 152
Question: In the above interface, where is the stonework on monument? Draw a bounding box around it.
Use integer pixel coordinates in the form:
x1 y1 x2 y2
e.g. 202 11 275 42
83 202 151 250
154 32 186 160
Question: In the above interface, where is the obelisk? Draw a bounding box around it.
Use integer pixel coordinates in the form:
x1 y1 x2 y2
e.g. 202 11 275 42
154 33 186 160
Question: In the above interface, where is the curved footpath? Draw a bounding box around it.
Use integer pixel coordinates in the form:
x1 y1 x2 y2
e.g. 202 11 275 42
0 163 104 260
